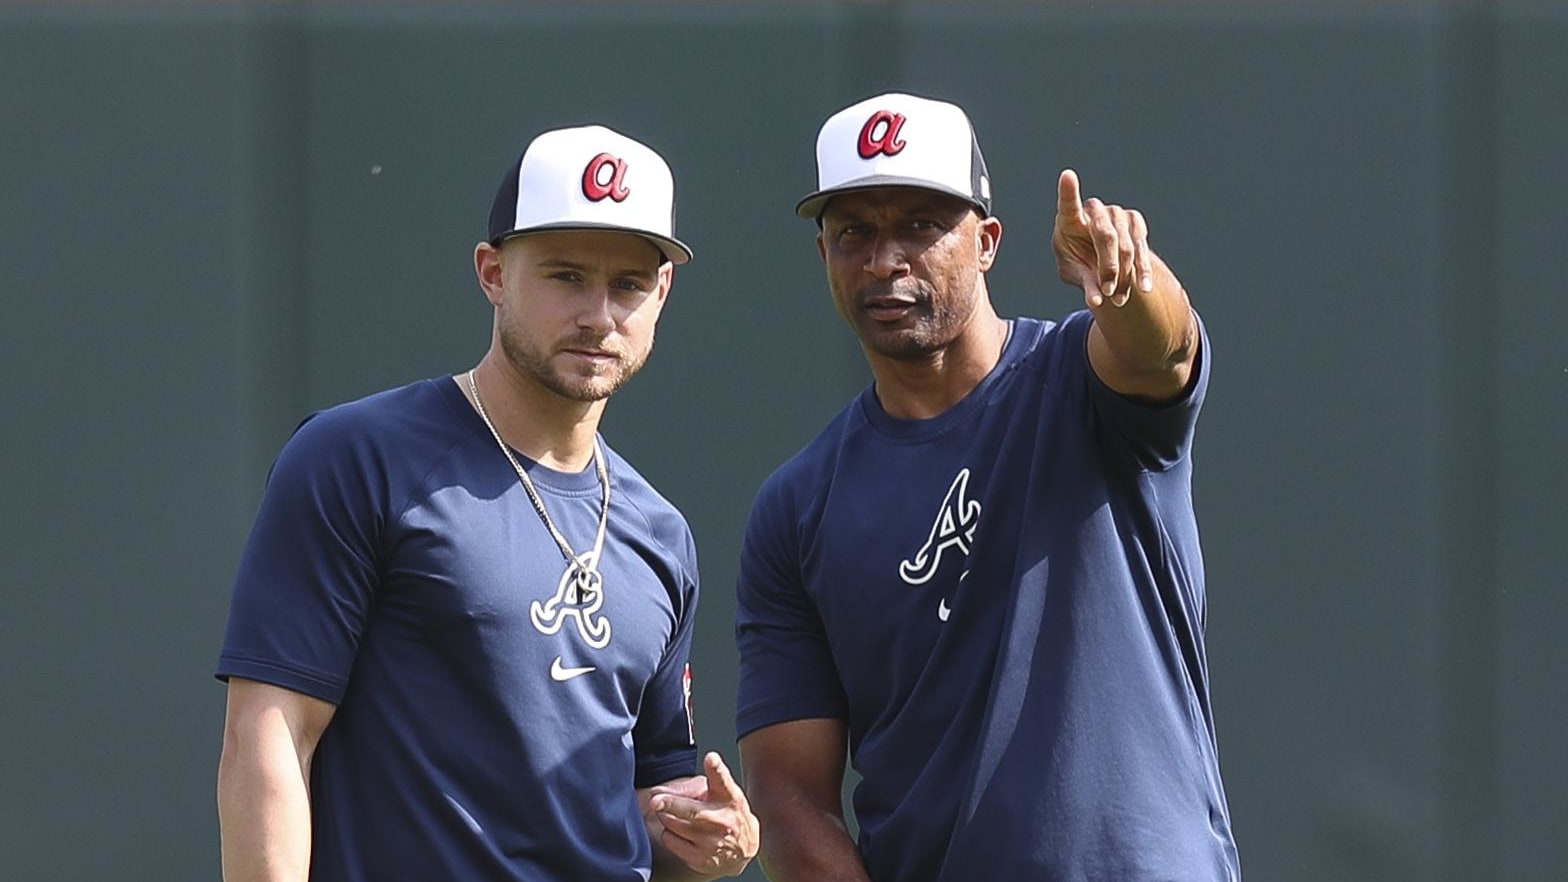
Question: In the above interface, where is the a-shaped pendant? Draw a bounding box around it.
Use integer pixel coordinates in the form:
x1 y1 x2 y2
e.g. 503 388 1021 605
529 550 612 648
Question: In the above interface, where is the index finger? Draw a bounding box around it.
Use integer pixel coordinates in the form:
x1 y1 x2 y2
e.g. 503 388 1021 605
1056 168 1085 226
649 774 707 802
653 792 709 823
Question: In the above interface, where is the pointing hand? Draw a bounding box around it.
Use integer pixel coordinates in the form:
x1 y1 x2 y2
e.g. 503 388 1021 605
1053 168 1155 309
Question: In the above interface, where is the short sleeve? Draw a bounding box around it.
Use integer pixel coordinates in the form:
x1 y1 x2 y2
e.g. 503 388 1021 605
214 411 387 704
631 529 702 788
734 477 849 740
1061 309 1211 472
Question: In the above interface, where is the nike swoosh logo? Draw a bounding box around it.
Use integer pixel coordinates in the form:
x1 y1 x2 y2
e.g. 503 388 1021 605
549 656 596 682
937 598 951 622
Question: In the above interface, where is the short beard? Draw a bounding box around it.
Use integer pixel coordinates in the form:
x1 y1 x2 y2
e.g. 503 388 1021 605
853 294 970 362
500 324 652 402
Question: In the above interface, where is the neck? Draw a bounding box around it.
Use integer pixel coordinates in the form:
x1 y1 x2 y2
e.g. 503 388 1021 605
462 356 605 472
867 303 1010 421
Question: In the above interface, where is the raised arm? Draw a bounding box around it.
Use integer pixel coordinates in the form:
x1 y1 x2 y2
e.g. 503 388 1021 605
740 718 871 882
1053 168 1199 402
217 678 335 882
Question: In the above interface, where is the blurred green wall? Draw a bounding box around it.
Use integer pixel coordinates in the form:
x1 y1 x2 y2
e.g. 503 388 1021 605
2 2 1563 879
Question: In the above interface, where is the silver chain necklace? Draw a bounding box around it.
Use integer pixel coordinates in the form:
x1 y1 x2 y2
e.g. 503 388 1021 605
467 369 609 604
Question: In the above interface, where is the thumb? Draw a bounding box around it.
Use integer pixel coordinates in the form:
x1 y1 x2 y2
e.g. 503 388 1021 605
1076 266 1108 308
703 752 742 804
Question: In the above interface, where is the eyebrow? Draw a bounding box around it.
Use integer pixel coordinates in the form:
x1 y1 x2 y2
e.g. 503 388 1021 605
535 259 657 280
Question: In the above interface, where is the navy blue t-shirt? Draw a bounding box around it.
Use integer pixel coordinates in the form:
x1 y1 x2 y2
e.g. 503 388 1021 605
736 312 1240 881
217 376 700 882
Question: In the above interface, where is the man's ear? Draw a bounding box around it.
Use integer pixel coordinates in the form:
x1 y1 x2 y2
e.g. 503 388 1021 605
976 215 1003 271
655 261 674 303
474 241 506 306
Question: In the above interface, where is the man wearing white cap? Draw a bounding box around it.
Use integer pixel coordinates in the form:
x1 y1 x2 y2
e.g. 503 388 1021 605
736 93 1241 880
215 125 757 882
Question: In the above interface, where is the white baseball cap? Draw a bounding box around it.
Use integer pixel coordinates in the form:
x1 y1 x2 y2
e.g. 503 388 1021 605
487 125 692 265
796 92 992 220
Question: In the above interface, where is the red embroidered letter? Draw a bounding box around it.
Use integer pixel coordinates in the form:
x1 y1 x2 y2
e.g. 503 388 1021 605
582 153 631 202
857 110 907 159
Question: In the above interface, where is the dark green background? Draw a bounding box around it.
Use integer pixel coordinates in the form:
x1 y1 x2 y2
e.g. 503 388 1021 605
2 2 1563 879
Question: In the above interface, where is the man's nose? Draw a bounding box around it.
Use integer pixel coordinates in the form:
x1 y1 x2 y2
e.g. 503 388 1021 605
864 232 910 279
577 287 616 333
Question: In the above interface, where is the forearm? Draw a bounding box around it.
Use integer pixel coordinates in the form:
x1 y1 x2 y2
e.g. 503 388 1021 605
217 724 314 881
1087 252 1198 399
757 806 870 882
1090 252 1196 369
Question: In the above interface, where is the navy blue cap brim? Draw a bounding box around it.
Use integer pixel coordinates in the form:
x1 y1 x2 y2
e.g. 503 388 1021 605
490 221 692 266
795 175 991 220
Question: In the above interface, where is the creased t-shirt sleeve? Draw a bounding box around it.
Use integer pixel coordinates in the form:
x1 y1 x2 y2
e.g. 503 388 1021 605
734 475 848 740
215 410 386 704
632 525 702 788
1055 309 1211 472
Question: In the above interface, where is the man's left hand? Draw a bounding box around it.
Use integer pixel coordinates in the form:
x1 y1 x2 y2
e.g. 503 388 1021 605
648 752 760 878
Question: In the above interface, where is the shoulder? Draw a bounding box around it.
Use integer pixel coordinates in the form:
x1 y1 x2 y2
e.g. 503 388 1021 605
741 400 863 551
994 311 1114 419
602 444 698 568
1008 312 1090 375
754 401 860 510
289 377 468 451
267 377 475 500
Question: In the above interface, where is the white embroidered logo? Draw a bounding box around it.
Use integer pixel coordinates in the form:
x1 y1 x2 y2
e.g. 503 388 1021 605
899 469 981 585
530 549 613 649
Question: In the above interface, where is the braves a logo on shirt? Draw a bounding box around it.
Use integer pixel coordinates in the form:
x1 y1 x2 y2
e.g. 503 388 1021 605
899 469 980 585
582 152 631 203
530 551 613 649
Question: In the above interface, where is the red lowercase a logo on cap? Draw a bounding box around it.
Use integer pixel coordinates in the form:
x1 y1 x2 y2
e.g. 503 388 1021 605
582 153 631 202
857 110 907 159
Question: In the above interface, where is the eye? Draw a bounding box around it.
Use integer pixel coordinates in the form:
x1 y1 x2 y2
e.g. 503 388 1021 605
612 277 651 293
549 270 584 283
